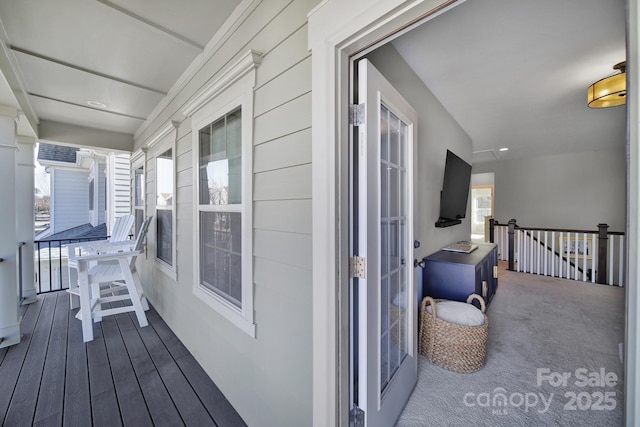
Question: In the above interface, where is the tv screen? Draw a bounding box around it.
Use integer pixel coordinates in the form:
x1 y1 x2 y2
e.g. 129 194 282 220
436 150 472 226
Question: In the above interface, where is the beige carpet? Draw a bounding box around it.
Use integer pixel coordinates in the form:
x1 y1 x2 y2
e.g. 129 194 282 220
396 262 625 426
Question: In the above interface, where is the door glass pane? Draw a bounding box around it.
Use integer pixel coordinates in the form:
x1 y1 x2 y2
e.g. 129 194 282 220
380 332 389 391
379 104 410 395
389 111 400 166
381 105 389 162
381 276 389 333
381 163 389 219
389 167 399 218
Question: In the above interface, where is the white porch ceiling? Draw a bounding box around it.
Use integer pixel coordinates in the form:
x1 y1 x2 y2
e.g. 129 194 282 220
0 0 241 137
393 0 627 162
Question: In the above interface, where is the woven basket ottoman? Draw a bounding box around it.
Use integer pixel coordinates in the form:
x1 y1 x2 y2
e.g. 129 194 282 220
418 293 488 373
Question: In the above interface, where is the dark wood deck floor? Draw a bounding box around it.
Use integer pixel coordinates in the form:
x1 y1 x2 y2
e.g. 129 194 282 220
0 292 246 427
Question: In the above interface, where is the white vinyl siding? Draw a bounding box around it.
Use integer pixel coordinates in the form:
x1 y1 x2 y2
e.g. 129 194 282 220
50 168 89 233
109 153 132 231
89 163 107 227
132 1 317 425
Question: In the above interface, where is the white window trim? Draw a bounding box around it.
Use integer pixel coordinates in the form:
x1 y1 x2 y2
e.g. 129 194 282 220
184 50 260 337
148 134 177 280
131 149 146 255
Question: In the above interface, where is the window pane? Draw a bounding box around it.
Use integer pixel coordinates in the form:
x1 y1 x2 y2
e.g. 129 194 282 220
212 117 226 159
135 209 144 237
157 209 172 266
228 157 242 204
199 108 242 205
89 179 94 210
134 166 144 206
157 149 173 206
226 108 241 158
200 211 242 308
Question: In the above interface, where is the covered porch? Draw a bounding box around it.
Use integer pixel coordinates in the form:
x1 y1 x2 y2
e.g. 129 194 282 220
0 291 245 426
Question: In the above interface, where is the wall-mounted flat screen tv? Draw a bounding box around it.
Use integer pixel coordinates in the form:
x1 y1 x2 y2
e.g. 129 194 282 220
435 150 472 227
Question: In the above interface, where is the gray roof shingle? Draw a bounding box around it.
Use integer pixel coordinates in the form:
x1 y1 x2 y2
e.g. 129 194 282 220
41 223 108 241
37 143 79 164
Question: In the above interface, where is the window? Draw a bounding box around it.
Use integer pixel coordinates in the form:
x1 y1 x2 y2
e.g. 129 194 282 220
198 108 243 307
156 148 174 267
89 178 94 210
185 50 258 336
133 165 145 237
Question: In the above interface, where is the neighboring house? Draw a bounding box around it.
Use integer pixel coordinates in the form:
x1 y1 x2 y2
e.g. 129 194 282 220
0 1 639 427
36 143 131 240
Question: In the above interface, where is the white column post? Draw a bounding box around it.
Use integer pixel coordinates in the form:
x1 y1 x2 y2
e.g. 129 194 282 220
17 135 37 303
0 105 20 348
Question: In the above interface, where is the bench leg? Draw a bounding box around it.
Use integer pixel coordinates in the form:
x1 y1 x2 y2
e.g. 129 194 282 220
78 269 93 342
119 259 148 328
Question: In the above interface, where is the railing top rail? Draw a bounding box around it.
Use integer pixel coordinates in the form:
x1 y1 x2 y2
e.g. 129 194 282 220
34 235 110 245
492 221 624 236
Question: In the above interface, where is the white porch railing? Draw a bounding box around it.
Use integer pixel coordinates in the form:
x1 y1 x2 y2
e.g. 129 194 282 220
491 220 625 287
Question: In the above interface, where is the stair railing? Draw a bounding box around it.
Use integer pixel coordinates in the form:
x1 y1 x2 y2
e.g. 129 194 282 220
489 219 625 286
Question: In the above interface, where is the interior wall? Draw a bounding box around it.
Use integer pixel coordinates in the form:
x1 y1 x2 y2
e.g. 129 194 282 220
472 148 626 231
366 43 473 260
472 172 494 187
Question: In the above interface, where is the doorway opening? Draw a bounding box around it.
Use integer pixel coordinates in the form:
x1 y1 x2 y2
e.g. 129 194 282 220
470 186 493 241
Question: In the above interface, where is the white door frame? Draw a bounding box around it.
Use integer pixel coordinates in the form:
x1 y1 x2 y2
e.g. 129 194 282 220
308 1 640 425
626 1 640 425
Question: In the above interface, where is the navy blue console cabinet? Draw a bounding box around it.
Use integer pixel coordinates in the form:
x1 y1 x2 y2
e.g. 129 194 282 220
422 243 498 306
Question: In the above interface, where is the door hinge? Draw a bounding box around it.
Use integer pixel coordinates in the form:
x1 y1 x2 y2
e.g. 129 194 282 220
350 103 365 126
350 405 365 427
349 256 366 279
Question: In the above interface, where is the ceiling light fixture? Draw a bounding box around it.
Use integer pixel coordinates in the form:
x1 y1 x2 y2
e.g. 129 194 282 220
499 147 509 152
587 61 626 108
87 100 107 108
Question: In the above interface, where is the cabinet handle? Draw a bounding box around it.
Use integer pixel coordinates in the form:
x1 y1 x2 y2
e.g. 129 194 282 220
482 280 487 297
493 265 498 279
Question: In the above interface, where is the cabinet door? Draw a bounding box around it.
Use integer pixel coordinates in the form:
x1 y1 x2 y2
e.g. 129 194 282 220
480 258 491 303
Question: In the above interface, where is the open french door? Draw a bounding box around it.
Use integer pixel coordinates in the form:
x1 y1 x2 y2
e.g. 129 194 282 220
351 59 419 427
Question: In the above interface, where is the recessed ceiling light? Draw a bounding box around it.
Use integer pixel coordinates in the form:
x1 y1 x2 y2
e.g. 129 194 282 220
499 147 509 152
87 100 107 108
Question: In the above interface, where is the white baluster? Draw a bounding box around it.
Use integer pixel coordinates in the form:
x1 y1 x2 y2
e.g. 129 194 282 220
619 236 624 287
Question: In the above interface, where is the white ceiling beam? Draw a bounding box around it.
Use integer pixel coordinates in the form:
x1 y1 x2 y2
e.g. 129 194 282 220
10 46 167 96
28 93 146 121
95 0 205 51
0 34 38 136
39 120 134 152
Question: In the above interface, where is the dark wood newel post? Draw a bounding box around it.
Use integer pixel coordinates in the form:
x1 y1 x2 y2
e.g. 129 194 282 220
508 219 517 271
597 223 609 284
489 218 495 243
